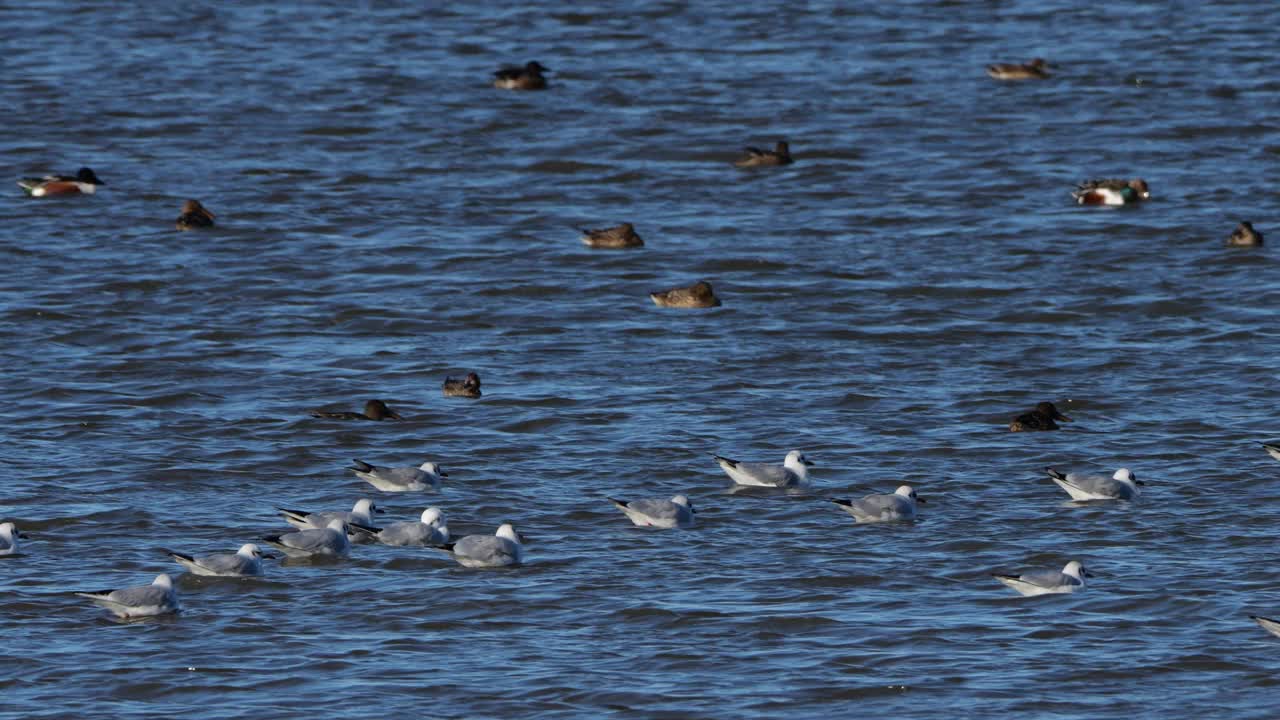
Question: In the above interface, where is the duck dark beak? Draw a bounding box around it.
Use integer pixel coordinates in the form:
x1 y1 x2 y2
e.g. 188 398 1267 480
1056 413 1073 422
387 411 403 420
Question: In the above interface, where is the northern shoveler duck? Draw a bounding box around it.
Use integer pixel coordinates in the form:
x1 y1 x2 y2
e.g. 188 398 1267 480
986 58 1050 80
493 61 549 90
18 167 105 197
1227 220 1263 247
650 280 722 308
175 199 215 231
443 372 481 398
309 399 402 421
1072 178 1151 206
580 222 644 249
1009 401 1072 432
734 141 793 168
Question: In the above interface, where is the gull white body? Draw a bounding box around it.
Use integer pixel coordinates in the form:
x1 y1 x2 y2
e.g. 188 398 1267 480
831 485 923 523
77 574 180 618
610 495 696 529
1252 615 1280 639
264 519 351 557
166 543 268 577
1047 467 1142 501
350 459 446 492
713 450 812 487
1262 443 1280 462
994 561 1090 597
369 508 451 547
441 524 523 568
280 499 381 530
0 522 26 556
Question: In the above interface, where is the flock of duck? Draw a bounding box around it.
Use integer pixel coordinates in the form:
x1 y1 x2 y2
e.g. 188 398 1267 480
8 58 1275 631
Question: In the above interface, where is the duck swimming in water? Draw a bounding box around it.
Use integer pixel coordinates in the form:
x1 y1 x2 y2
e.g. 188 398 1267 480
1009 401 1072 431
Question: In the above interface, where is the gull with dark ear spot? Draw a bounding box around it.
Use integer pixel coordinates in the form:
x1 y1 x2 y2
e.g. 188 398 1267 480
350 459 447 492
993 561 1092 596
1045 467 1143 501
310 399 402 421
437 524 524 568
279 498 384 533
164 543 272 577
262 518 351 557
609 495 696 529
0 522 28 556
712 450 813 487
76 574 179 619
830 485 924 523
352 507 450 547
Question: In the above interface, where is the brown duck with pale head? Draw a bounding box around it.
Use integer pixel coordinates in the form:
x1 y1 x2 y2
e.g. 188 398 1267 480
176 200 215 231
443 372 481 398
1009 401 1072 432
310 399 403 421
1227 221 1263 247
734 141 792 168
650 281 721 309
580 222 643 249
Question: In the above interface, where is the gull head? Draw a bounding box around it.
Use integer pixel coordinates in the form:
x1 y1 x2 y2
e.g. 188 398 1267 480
672 495 695 512
153 574 175 589
497 523 523 544
784 450 813 478
237 543 264 558
895 485 925 503
419 462 448 477
326 518 348 533
420 507 445 525
1062 561 1092 582
1112 468 1143 486
353 498 384 516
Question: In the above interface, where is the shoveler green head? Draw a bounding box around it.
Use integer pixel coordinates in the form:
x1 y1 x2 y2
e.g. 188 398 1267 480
18 166 105 197
1072 178 1150 206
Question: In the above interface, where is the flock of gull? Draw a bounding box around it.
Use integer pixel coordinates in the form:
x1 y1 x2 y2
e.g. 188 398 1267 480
8 58 1276 636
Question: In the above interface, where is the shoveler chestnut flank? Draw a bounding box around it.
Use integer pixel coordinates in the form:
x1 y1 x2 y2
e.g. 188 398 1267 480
1072 178 1151 206
1009 401 1072 432
175 200 215 231
1227 221 1263 247
986 58 1050 80
580 222 644 249
493 61 550 90
18 167 105 197
734 141 793 168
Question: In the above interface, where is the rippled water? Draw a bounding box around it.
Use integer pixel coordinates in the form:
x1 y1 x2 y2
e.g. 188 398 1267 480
5 1 1280 717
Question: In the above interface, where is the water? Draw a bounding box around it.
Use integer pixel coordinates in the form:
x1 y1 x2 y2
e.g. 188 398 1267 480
4 1 1280 717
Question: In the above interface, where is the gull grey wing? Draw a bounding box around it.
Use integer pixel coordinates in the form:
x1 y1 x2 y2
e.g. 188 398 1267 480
1017 569 1076 588
377 522 438 546
735 461 797 486
1062 473 1126 498
454 535 517 564
623 499 681 521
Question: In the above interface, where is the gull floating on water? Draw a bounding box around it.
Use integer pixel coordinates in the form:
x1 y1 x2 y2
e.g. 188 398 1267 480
1251 615 1280 639
279 498 384 530
993 561 1091 596
0 522 28 556
438 523 524 568
1046 467 1143 501
712 450 813 487
609 495 696 528
1261 443 1280 462
263 519 352 557
76 574 180 619
350 459 447 492
352 508 450 547
830 485 924 523
164 543 271 577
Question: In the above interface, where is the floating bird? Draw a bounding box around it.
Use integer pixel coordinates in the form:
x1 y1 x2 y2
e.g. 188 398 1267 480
279 499 384 531
0 522 28 556
351 508 450 547
164 543 270 577
734 140 793 167
1009 401 1072 432
1262 442 1280 462
609 495 697 528
263 518 352 557
580 222 644 249
350 459 446 492
309 399 402 421
650 280 721 308
1251 615 1280 639
1045 467 1143 501
993 560 1091 597
986 58 1050 80
830 485 924 523
76 574 179 619
442 372 482 398
175 199 215 230
18 167 105 196
1072 178 1151 206
713 450 813 488
1227 221 1263 247
438 524 524 568
493 61 550 90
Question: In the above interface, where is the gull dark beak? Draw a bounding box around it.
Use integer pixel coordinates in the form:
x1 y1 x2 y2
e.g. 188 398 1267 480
374 507 386 514
1084 570 1095 578
916 497 927 504
261 553 277 560
440 472 449 478
18 532 30 539
1135 480 1146 485
805 459 816 466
